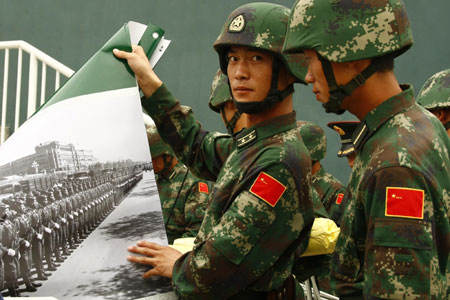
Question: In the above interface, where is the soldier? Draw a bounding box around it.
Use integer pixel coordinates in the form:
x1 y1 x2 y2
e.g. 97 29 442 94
36 193 58 272
327 121 360 169
417 69 450 138
146 124 211 244
11 200 41 292
297 121 346 226
208 69 246 134
284 0 450 298
25 194 50 281
116 2 315 298
416 69 450 298
0 203 20 296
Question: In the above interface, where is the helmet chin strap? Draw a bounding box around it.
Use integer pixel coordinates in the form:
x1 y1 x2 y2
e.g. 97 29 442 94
444 122 450 131
318 55 383 115
220 107 241 135
233 58 295 115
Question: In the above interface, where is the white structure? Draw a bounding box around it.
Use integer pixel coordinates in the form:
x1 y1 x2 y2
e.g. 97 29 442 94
0 40 75 144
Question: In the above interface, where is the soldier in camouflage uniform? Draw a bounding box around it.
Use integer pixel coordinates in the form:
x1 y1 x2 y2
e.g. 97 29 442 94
209 69 246 134
0 203 20 296
146 124 211 244
284 0 450 298
116 3 315 299
416 69 450 298
417 69 450 138
297 121 346 226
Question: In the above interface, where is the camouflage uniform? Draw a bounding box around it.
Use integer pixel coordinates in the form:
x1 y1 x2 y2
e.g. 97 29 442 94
208 69 240 135
147 125 211 244
141 4 314 298
284 0 450 298
417 69 450 298
417 69 450 130
297 121 346 225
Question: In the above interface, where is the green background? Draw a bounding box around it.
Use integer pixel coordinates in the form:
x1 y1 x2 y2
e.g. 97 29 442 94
1 0 449 184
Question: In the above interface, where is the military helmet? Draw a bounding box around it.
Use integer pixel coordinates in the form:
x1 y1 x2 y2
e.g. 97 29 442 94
146 124 174 159
213 2 307 83
209 69 232 113
296 121 326 161
417 69 450 111
283 0 414 62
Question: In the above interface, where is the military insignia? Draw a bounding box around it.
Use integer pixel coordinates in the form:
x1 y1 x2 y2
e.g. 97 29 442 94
198 182 209 194
385 187 424 219
228 14 245 32
333 125 345 136
249 172 286 207
237 130 256 148
335 193 344 205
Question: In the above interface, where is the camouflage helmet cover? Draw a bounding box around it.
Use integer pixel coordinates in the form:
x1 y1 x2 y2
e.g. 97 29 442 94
209 69 232 113
146 124 174 159
297 120 326 161
283 0 413 62
417 69 450 111
213 2 308 83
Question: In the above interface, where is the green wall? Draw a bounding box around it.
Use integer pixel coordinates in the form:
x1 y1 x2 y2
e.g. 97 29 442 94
1 0 449 184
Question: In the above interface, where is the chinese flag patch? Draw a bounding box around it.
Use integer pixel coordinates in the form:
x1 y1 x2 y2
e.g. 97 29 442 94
249 172 286 207
336 193 344 205
385 187 424 219
198 182 209 194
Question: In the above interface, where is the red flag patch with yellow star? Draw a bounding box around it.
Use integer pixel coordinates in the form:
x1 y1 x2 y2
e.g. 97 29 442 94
385 187 424 219
336 193 344 205
198 182 209 194
249 172 286 207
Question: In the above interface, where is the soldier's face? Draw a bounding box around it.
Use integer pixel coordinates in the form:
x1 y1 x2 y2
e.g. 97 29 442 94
304 49 359 107
227 46 273 103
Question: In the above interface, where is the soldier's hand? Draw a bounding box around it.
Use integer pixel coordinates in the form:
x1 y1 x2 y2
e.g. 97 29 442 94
127 240 182 279
113 46 162 98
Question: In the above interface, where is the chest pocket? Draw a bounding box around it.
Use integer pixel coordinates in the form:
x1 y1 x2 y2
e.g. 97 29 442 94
210 191 276 265
370 218 433 298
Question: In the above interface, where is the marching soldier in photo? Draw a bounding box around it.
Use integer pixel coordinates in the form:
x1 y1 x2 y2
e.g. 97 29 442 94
208 69 246 135
297 121 346 226
0 202 20 296
10 200 41 292
283 0 450 298
25 193 50 281
47 188 64 264
146 124 211 244
417 69 450 139
36 192 58 272
116 2 315 298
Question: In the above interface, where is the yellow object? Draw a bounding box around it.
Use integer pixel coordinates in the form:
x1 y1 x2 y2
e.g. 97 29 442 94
169 218 339 257
169 237 196 254
301 217 340 257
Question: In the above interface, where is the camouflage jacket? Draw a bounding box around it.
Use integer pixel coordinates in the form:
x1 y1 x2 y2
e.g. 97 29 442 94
156 162 211 244
312 167 346 226
330 85 450 299
143 85 314 299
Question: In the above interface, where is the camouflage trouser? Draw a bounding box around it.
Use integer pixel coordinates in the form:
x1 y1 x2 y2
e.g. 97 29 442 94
19 243 32 284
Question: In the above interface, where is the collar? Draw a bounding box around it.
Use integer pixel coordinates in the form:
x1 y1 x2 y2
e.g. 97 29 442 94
234 111 297 151
157 162 187 182
352 84 415 151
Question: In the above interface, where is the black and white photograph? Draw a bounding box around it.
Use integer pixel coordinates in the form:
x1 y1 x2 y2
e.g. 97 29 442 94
0 87 172 299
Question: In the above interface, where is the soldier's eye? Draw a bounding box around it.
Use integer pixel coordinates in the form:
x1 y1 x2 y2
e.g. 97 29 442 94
228 55 238 62
251 55 263 62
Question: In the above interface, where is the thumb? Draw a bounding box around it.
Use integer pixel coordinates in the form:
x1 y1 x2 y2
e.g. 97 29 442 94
113 48 131 59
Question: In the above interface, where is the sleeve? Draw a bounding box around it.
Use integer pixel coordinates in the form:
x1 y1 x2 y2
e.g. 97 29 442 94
181 180 210 239
331 166 445 299
142 84 233 181
171 163 314 299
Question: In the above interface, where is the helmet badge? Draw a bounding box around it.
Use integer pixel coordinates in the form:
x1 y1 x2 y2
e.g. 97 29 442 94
333 125 346 136
229 14 245 33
